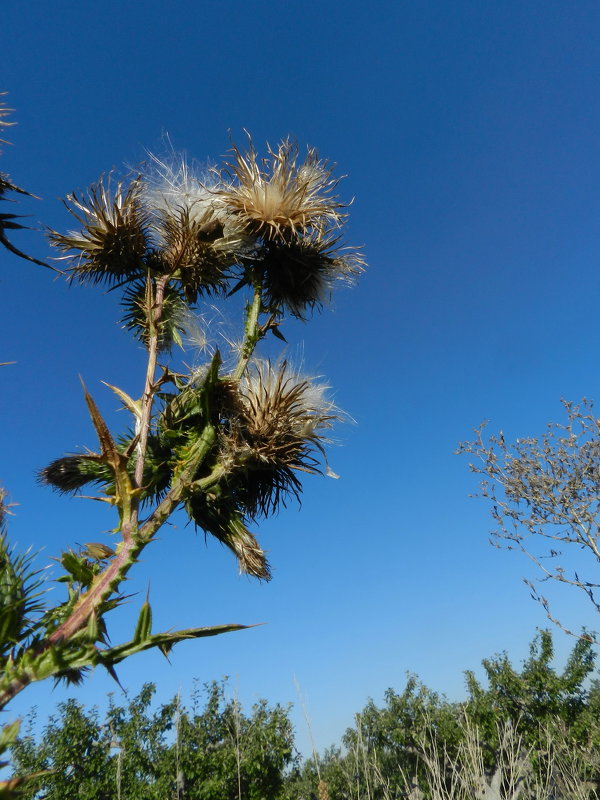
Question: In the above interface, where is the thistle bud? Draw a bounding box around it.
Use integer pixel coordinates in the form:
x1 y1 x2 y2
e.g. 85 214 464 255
81 543 115 561
39 455 109 494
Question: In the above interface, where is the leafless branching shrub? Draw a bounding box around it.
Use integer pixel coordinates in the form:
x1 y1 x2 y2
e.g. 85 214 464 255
458 400 600 641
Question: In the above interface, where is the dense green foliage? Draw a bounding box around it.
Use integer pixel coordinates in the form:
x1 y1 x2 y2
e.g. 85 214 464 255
9 631 600 799
285 631 600 800
11 680 295 799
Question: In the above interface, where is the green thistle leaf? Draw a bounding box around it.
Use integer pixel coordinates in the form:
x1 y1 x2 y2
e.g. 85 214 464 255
0 501 46 656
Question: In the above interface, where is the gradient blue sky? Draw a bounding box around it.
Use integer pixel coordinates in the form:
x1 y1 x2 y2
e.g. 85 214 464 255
3 0 600 756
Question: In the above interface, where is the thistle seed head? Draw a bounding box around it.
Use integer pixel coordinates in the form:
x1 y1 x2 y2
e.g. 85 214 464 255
143 153 250 243
153 204 233 300
142 152 221 222
216 136 347 242
218 360 341 519
257 233 365 317
237 360 338 466
48 177 148 285
142 153 253 298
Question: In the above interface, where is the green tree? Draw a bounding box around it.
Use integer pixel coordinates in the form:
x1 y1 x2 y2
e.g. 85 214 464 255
285 630 600 800
170 680 295 800
11 680 295 799
105 684 177 799
465 629 600 752
11 701 112 800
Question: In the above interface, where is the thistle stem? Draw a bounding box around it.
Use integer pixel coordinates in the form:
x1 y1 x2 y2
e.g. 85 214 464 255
233 282 263 381
133 274 168 518
139 425 219 541
0 427 223 710
0 284 228 709
51 427 219 641
48 524 138 645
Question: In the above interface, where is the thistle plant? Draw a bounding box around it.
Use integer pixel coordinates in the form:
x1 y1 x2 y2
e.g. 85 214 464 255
0 130 363 794
0 95 49 269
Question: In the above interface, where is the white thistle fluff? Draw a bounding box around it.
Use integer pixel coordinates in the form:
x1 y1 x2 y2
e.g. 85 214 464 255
142 152 220 218
175 307 212 354
141 152 251 250
241 359 339 439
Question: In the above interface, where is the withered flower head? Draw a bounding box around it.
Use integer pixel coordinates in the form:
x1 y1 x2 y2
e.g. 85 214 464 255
239 360 338 458
49 176 148 284
142 153 251 299
258 232 365 317
185 493 271 580
153 204 233 300
217 136 346 242
223 360 340 516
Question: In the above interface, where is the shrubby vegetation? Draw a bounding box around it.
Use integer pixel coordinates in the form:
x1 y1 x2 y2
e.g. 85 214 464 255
11 680 295 800
9 630 600 799
287 630 600 800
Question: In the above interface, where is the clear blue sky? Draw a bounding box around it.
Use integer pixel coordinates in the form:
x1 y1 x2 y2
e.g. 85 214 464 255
2 0 600 756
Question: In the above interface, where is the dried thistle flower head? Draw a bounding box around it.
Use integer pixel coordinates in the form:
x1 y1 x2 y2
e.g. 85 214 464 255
142 152 249 242
153 204 233 300
185 495 271 580
142 153 252 299
221 360 340 516
259 232 365 316
49 177 148 284
239 359 338 453
217 136 346 242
